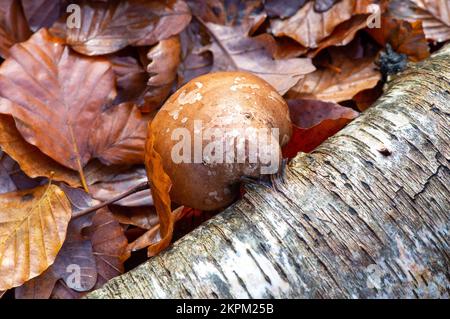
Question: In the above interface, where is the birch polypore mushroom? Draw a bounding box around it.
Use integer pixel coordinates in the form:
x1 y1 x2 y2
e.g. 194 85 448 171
149 71 292 210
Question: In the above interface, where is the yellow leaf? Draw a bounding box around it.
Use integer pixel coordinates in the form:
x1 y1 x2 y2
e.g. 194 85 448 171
0 184 72 290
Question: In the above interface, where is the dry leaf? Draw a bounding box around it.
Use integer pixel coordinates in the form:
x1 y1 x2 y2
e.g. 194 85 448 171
20 0 66 32
287 47 381 102
0 30 152 190
270 0 355 48
141 124 175 256
142 36 181 112
367 15 430 62
188 0 265 28
0 29 116 180
205 21 316 94
389 0 450 43
89 102 150 166
110 205 158 230
178 19 213 85
15 218 97 298
66 0 191 55
87 207 129 286
0 184 72 290
308 14 370 58
90 166 153 207
282 99 359 156
110 54 148 105
0 0 31 58
265 0 307 18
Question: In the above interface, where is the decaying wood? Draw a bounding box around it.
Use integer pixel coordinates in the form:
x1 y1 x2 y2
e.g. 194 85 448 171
88 45 450 299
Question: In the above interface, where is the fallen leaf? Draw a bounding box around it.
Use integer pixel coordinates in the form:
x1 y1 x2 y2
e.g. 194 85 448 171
110 205 158 230
0 114 88 188
282 99 359 157
20 0 67 31
0 151 17 194
14 219 97 298
352 82 384 111
86 207 129 286
178 19 213 85
0 0 32 58
389 0 450 43
110 53 148 105
89 102 150 166
204 21 316 94
308 14 370 58
0 29 116 184
255 34 308 59
0 184 72 290
187 0 265 28
142 36 181 112
140 124 175 256
89 166 153 207
314 0 342 13
66 0 191 55
265 0 307 18
367 15 430 62
270 0 355 48
287 47 381 102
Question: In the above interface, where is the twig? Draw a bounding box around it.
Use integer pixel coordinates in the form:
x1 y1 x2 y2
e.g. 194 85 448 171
72 181 150 219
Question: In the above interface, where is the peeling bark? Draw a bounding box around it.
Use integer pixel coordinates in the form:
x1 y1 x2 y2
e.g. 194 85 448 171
88 45 450 299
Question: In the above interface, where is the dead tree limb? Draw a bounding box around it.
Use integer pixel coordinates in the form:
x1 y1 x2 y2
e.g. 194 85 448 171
88 45 450 299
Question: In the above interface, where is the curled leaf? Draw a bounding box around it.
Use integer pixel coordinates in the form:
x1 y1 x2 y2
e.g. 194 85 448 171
287 47 381 102
142 124 174 256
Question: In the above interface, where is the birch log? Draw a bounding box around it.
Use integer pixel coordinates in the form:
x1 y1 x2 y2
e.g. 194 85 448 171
88 45 450 299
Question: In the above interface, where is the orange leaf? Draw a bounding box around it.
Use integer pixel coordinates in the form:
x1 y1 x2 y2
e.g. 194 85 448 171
283 99 359 157
0 184 72 290
143 123 175 257
367 15 430 62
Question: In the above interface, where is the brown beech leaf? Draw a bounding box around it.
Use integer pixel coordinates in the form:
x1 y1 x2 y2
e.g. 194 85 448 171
287 48 381 102
87 207 129 286
138 125 175 256
90 166 153 207
0 114 86 188
390 0 450 43
265 0 308 18
0 151 17 194
15 215 97 299
188 0 265 29
270 0 356 48
0 184 72 290
0 114 136 189
142 36 181 112
66 0 191 56
20 0 67 31
0 151 41 191
178 20 213 85
282 99 359 157
110 205 158 230
205 22 316 94
89 102 150 166
0 29 116 182
110 54 148 105
0 0 32 58
353 82 383 111
367 16 430 62
308 14 370 58
255 34 309 59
